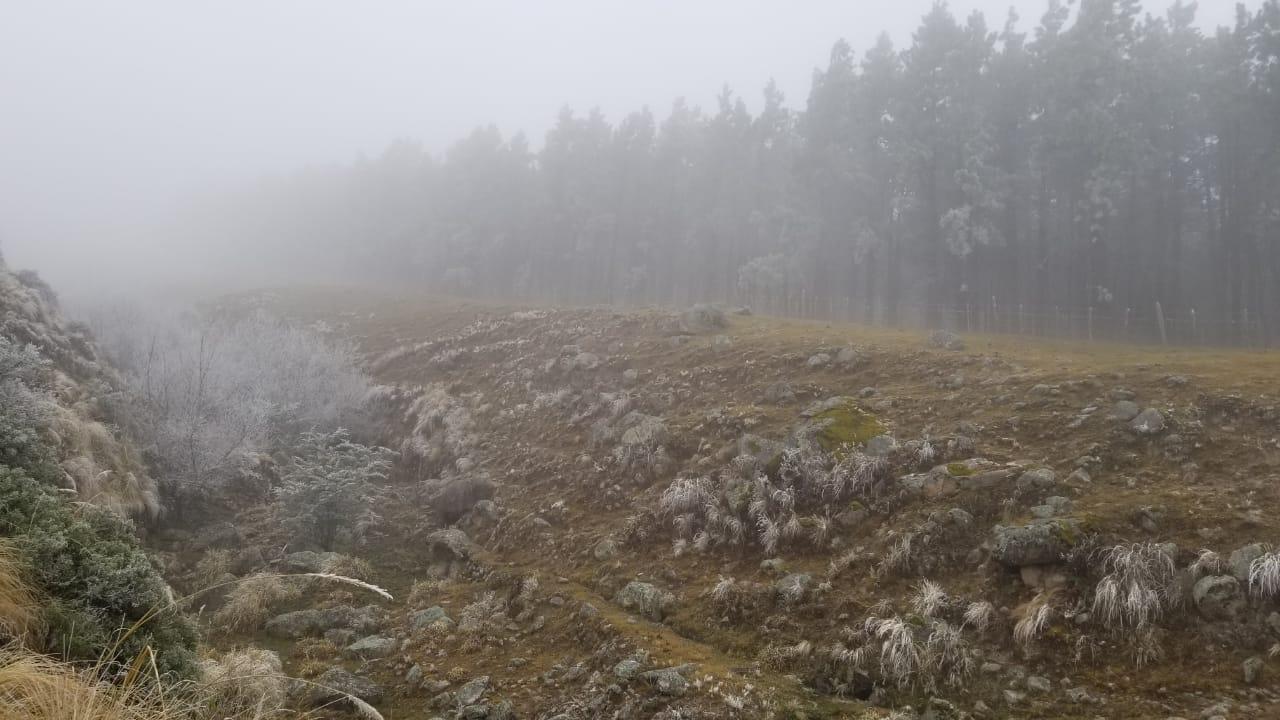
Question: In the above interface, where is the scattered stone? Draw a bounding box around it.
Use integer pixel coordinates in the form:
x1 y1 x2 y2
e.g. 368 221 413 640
455 676 489 705
406 665 423 685
992 518 1081 567
613 657 644 681
678 304 728 334
763 382 796 404
614 581 674 621
343 635 397 660
592 538 618 561
307 668 385 708
927 330 965 351
410 606 454 631
1130 408 1166 434
1111 400 1141 421
865 434 897 457
640 665 694 696
807 352 832 368
1016 467 1056 492
836 346 865 367
1230 543 1266 584
1026 675 1052 694
1243 657 1264 686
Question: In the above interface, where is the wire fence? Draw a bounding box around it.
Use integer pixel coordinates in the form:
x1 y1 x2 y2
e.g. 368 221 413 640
733 291 1274 348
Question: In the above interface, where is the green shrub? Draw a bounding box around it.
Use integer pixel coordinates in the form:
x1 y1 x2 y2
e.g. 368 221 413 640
0 465 198 681
275 429 394 551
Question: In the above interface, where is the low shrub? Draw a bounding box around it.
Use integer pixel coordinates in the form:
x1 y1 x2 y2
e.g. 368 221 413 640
0 466 197 681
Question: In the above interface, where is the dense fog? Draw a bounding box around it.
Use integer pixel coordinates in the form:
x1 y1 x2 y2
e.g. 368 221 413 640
1 1 1272 344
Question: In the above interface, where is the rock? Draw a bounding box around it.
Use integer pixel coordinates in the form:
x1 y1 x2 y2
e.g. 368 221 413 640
640 665 695 696
307 667 385 708
1130 408 1166 434
622 368 639 384
592 538 618 561
762 382 796 404
617 412 668 449
406 665 423 685
614 581 674 621
410 606 454 630
806 352 832 368
1026 675 1052 694
927 330 965 351
922 697 962 720
1230 543 1266 584
836 346 865 368
324 628 356 647
614 657 644 681
774 573 812 603
1065 687 1094 704
1111 400 1141 421
678 304 728 334
759 558 787 574
1193 575 1244 620
992 519 1081 567
1003 689 1025 706
343 635 397 660
835 503 869 529
1016 468 1056 492
266 609 328 639
280 550 340 573
864 435 897 457
455 676 489 705
1243 657 1264 685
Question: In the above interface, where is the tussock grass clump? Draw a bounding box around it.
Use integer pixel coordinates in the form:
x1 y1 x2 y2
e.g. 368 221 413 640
199 647 287 718
0 541 40 643
211 574 302 634
1091 543 1180 630
0 647 192 720
1249 549 1280 599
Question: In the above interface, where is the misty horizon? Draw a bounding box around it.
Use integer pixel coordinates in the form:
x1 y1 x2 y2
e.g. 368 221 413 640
0 0 1256 294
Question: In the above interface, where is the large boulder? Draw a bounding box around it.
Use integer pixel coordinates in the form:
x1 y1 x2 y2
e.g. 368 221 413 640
992 519 1081 567
614 581 675 621
1230 543 1266 585
677 304 728 334
1194 575 1245 620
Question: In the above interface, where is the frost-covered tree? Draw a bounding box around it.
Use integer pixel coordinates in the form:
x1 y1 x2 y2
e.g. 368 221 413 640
274 429 395 551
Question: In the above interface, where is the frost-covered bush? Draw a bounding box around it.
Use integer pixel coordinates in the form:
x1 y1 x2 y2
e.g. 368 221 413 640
658 440 890 556
826 612 974 691
0 336 57 483
275 430 395 551
0 465 197 680
89 305 371 513
1091 543 1180 630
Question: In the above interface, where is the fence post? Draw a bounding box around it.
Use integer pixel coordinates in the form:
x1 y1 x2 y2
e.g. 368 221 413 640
1190 308 1197 344
1155 301 1168 346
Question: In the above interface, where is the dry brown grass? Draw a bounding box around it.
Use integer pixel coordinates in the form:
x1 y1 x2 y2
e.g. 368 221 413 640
0 541 40 644
211 575 302 634
199 647 288 719
0 647 191 720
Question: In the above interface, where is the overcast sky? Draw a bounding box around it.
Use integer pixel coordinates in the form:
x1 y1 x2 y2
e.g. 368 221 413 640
0 1 1254 289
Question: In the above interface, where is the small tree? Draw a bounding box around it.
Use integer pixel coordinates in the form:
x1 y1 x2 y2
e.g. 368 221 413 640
275 430 394 551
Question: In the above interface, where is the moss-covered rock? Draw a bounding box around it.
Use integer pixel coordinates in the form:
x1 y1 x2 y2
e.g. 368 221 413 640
798 397 885 455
